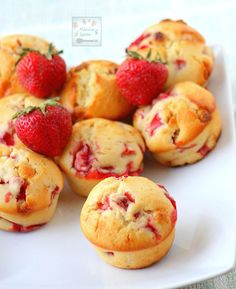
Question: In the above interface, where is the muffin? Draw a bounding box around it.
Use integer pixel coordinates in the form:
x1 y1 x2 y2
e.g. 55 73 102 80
0 144 63 232
0 34 51 97
60 60 134 121
134 82 221 166
58 118 145 197
127 19 214 88
80 176 177 269
0 93 43 147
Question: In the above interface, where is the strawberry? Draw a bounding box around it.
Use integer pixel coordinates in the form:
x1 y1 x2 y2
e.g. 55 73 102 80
116 50 168 105
13 98 72 157
16 44 66 98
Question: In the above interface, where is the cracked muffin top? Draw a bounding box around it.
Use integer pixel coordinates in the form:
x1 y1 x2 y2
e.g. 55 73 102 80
60 60 133 121
0 145 63 215
80 176 177 251
58 118 145 179
134 81 217 153
126 19 214 88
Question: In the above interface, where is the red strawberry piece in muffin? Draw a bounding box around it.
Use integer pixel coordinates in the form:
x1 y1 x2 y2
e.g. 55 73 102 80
80 176 177 269
133 81 222 166
0 144 63 232
58 118 145 197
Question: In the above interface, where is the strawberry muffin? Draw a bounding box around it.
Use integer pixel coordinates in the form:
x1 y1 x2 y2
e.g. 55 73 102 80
0 93 43 147
0 34 50 97
80 176 177 269
0 145 63 232
58 118 145 197
127 19 214 88
60 60 134 121
134 82 221 166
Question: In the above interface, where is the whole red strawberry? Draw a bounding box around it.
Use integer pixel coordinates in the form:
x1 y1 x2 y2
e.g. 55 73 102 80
16 44 66 98
116 50 168 105
13 98 72 157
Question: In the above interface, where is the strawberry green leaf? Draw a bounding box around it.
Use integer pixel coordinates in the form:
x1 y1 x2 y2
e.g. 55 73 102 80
126 49 168 65
126 50 144 60
46 43 63 60
12 105 38 119
146 49 152 62
15 43 63 66
12 97 61 119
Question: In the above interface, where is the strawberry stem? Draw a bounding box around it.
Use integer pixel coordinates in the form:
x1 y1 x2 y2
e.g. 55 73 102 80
46 43 63 60
12 97 61 119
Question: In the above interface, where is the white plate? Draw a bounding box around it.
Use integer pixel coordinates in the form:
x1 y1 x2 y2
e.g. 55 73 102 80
0 19 236 289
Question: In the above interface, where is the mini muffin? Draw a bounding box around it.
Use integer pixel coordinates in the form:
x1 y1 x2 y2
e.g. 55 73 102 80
60 60 134 121
58 118 145 197
127 19 214 88
0 144 63 232
0 34 50 97
134 82 221 166
0 93 43 147
80 176 177 269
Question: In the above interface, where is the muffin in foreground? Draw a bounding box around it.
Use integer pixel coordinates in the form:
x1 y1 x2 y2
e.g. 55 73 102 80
58 118 145 197
0 93 43 147
80 176 177 269
60 60 134 121
133 82 222 166
0 34 50 97
0 145 63 232
126 19 214 88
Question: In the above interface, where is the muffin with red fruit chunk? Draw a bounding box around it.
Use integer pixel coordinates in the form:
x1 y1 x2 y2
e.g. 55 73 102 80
134 81 221 166
0 34 66 98
0 93 43 147
58 118 145 197
80 176 177 269
60 60 134 121
0 145 63 232
126 19 214 88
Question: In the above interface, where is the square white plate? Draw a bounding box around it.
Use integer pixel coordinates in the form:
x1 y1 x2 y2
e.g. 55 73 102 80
0 18 236 289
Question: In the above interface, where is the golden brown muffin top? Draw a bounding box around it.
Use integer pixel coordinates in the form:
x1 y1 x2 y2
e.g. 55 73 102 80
127 19 213 88
134 82 216 152
58 118 145 178
80 176 177 251
60 60 133 120
0 145 63 215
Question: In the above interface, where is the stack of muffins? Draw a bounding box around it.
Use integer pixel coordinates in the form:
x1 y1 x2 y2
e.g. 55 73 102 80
0 19 221 269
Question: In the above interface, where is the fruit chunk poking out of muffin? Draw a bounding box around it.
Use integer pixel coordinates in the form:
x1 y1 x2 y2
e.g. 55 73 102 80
80 176 177 269
58 118 145 197
60 60 134 121
0 145 63 232
0 34 66 98
126 19 214 88
133 82 222 166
